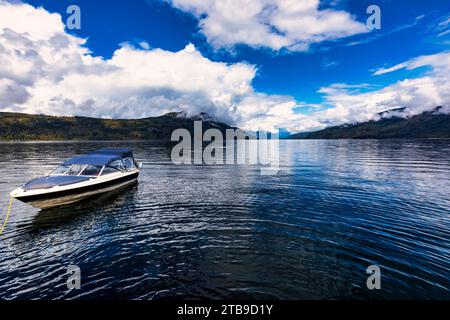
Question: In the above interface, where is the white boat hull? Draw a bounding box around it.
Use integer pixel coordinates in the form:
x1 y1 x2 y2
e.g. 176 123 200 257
11 170 139 209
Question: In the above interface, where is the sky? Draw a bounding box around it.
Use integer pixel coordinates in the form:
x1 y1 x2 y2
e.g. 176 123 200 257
0 0 449 133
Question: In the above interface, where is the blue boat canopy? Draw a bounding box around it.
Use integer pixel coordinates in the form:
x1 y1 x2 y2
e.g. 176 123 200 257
63 154 121 166
63 149 134 166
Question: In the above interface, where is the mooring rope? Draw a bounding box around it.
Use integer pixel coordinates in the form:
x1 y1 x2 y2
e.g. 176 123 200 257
0 196 13 236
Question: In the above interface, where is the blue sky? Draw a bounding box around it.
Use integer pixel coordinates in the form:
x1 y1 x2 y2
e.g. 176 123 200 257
1 0 449 132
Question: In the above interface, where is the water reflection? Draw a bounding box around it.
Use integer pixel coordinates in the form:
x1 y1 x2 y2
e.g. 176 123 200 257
26 184 139 233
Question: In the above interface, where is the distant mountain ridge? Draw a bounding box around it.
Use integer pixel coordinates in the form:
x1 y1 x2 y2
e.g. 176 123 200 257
1 107 449 141
0 111 236 141
288 107 450 139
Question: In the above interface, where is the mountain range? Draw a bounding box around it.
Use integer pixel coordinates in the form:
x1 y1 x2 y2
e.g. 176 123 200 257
288 107 450 139
0 107 448 141
0 112 235 141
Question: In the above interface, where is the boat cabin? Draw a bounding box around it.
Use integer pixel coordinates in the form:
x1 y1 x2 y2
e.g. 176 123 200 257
50 148 138 177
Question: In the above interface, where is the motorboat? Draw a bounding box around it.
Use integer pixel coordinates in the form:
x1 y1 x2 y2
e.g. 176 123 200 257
10 148 142 209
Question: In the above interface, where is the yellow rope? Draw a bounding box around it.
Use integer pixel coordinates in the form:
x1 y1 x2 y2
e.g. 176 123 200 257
0 197 13 236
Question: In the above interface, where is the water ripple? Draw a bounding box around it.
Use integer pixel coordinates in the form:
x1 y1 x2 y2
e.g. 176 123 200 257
0 140 449 299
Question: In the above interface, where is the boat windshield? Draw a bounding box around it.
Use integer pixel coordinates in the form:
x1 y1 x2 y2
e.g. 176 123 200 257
80 165 103 176
50 164 103 177
49 156 135 177
65 164 85 176
50 165 71 175
123 157 137 171
109 160 126 172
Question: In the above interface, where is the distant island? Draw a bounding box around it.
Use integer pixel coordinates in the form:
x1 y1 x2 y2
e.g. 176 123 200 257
0 112 235 141
288 107 450 139
0 107 449 141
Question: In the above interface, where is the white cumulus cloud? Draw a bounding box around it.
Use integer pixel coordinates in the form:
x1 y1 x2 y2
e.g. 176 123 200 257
308 53 450 130
164 0 368 51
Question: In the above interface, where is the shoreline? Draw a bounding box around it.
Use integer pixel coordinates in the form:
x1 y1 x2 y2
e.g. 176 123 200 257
0 138 449 144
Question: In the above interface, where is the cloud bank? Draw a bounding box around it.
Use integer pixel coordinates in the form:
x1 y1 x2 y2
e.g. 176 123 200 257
165 0 368 52
0 1 449 134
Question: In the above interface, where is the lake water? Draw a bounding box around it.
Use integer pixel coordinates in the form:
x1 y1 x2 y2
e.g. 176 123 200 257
0 140 448 299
